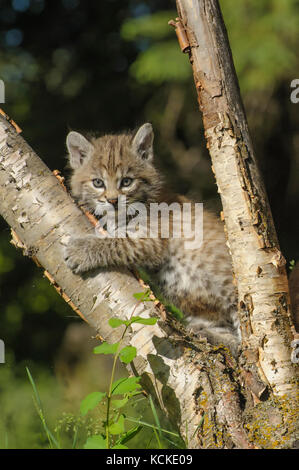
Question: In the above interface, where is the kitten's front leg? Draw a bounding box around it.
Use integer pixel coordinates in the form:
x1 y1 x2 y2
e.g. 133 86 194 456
64 235 166 274
63 236 102 273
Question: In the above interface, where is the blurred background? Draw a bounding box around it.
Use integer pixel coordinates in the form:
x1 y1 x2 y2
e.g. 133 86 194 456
0 0 298 448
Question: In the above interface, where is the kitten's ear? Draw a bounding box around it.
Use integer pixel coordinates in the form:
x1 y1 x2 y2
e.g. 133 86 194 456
66 131 94 169
132 123 154 161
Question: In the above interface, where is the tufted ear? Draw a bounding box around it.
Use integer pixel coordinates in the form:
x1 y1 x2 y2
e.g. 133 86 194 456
132 123 154 161
66 131 94 169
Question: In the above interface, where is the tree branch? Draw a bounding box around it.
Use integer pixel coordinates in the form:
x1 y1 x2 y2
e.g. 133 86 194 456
175 0 298 399
0 113 247 448
1 0 298 448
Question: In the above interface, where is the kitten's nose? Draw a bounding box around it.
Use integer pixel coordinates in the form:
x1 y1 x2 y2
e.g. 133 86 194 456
107 198 118 207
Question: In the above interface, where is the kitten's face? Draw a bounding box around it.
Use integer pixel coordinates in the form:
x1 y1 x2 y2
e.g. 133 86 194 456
66 124 162 216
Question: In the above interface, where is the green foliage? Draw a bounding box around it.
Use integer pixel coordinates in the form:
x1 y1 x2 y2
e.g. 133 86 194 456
130 41 190 84
79 293 161 449
80 392 106 416
121 11 189 84
136 269 184 321
130 316 158 325
119 346 137 364
220 0 299 92
26 367 60 449
0 247 15 274
23 292 182 449
121 0 299 92
108 317 128 328
84 435 106 449
76 293 184 449
0 359 63 449
22 292 181 449
109 415 125 435
133 290 152 301
1 0 298 449
119 425 142 445
111 376 141 396
93 342 120 355
121 11 176 41
112 397 129 409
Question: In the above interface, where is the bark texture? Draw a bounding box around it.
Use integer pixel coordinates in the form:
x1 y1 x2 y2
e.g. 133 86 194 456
0 0 298 449
0 114 251 448
175 0 298 399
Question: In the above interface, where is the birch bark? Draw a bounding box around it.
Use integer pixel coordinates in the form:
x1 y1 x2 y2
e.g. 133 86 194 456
0 0 298 448
176 0 298 399
1 114 244 448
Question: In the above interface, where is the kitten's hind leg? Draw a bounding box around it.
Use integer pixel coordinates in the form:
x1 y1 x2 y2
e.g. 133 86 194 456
186 317 241 357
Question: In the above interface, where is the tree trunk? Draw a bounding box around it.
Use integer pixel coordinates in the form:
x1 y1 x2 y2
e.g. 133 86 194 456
174 0 298 395
0 113 252 448
0 0 298 449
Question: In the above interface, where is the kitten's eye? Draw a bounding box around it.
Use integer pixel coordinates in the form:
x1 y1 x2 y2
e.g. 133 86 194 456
92 178 104 188
121 177 133 187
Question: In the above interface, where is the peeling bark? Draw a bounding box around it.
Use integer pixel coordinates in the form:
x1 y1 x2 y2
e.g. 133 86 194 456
0 114 250 448
175 0 298 400
1 110 298 448
0 0 298 449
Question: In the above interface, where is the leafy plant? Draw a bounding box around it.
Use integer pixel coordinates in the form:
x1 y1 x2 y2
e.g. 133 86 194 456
81 289 161 449
26 367 60 449
121 1 299 92
26 290 183 449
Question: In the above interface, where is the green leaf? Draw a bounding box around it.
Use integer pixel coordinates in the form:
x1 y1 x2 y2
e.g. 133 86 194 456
130 316 157 326
84 435 106 449
109 415 125 435
112 444 128 449
109 317 129 328
119 346 137 364
120 425 143 445
111 397 129 409
133 290 151 301
93 342 119 355
112 377 141 395
80 391 106 416
126 391 143 398
133 292 144 300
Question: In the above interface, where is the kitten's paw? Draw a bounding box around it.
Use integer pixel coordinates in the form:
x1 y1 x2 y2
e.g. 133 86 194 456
63 237 93 274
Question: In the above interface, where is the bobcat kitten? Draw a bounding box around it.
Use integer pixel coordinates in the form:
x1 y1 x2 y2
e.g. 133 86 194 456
64 123 240 354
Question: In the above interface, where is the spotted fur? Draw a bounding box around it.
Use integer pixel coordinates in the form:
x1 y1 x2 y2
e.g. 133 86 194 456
64 124 240 355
